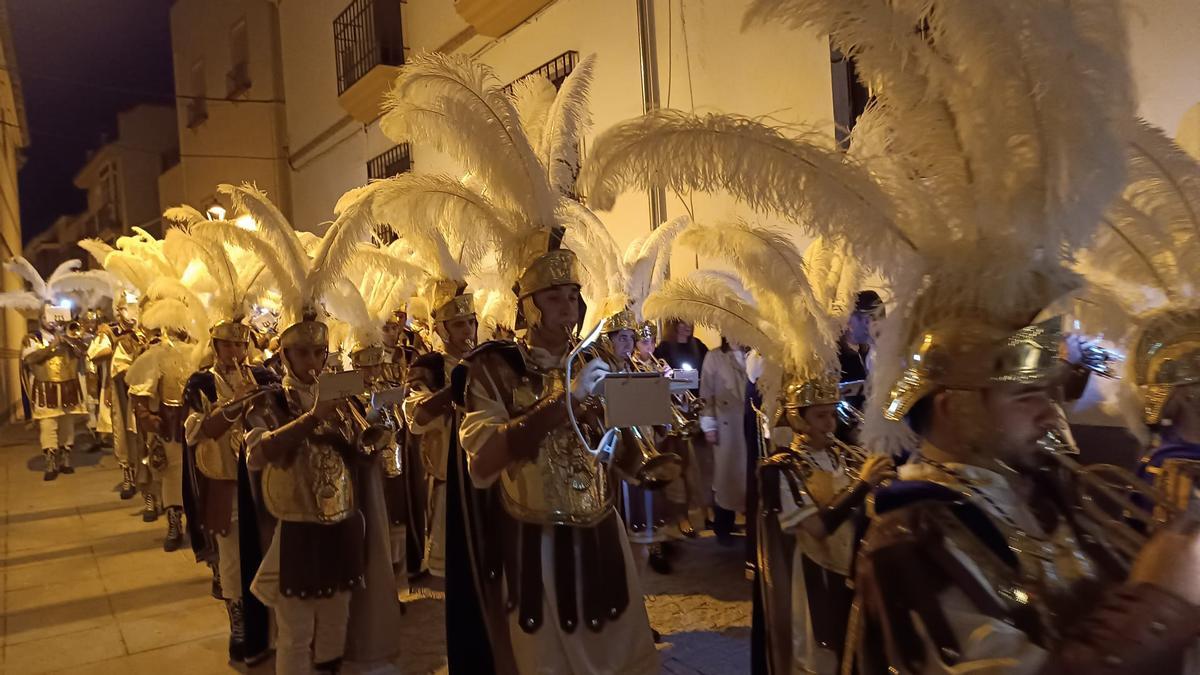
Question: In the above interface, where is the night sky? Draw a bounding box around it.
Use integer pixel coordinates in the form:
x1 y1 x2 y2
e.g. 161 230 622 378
10 0 174 242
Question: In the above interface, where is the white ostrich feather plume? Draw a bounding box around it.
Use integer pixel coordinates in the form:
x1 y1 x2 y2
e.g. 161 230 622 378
510 74 557 157
381 53 556 233
4 257 48 300
538 54 595 196
323 278 382 350
644 274 781 363
0 291 44 311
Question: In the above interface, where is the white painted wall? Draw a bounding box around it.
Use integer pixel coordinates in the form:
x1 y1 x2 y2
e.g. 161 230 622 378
1125 0 1200 138
276 1 402 229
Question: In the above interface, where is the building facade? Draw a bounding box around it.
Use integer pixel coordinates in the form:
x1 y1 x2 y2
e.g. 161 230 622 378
163 0 291 219
0 0 28 421
24 104 177 273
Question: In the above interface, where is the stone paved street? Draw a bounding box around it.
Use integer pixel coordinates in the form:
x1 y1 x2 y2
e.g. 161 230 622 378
0 423 752 674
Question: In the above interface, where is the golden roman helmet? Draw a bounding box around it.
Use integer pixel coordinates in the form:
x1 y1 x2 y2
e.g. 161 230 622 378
882 316 1066 421
606 308 639 335
279 309 328 350
1130 309 1200 425
515 247 583 329
350 343 385 368
784 372 841 412
517 248 582 299
210 318 251 343
429 279 475 324
638 320 657 344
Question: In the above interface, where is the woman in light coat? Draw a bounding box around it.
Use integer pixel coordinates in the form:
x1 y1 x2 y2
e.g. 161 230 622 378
699 338 750 544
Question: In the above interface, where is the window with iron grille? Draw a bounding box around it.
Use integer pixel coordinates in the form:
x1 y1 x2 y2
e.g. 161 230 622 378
503 51 579 94
367 143 411 244
334 0 404 95
830 47 871 148
367 143 411 180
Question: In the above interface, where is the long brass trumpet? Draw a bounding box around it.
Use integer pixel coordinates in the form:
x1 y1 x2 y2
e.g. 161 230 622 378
1037 429 1180 568
566 318 683 488
629 354 700 437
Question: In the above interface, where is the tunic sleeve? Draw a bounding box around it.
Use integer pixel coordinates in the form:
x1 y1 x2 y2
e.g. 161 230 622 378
184 409 206 445
914 542 1049 674
458 362 510 490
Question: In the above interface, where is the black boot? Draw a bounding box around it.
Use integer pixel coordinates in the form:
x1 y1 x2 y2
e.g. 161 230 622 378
314 657 342 675
142 492 159 522
42 448 59 481
648 543 672 575
119 464 136 500
209 562 223 600
226 599 246 662
163 506 183 552
58 447 75 474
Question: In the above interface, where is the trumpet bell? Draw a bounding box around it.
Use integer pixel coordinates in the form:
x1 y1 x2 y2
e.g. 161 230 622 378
612 426 683 489
358 424 394 455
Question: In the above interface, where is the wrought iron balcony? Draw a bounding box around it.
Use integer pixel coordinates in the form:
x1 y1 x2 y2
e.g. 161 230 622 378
367 143 411 180
334 0 404 96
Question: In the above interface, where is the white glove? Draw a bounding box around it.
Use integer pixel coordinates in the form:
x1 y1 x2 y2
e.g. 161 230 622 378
571 358 610 402
1065 334 1087 366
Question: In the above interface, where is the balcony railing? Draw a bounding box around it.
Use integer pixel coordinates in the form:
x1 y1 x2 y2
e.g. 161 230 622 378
503 51 579 94
334 0 404 95
367 143 411 180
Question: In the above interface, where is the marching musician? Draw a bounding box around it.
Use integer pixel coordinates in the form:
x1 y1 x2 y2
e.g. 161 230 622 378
246 310 365 675
458 246 659 675
183 318 277 665
110 305 153 515
757 375 892 675
88 294 142 497
126 324 194 552
403 282 477 579
1135 315 1200 518
381 307 429 579
609 311 687 574
402 284 491 674
23 307 88 480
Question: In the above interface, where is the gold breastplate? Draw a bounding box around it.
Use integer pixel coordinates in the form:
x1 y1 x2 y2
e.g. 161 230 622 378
262 441 354 523
34 352 80 383
498 367 612 526
261 393 355 523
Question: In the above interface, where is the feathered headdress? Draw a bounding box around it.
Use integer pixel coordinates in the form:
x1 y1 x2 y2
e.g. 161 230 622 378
643 221 853 391
1076 121 1200 437
196 183 378 349
567 213 689 336
0 257 114 316
380 52 601 305
580 0 1135 451
162 203 280 343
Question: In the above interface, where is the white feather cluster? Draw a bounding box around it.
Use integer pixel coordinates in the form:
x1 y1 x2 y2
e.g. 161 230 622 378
380 52 611 296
